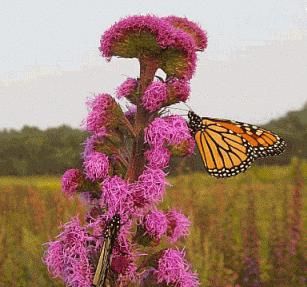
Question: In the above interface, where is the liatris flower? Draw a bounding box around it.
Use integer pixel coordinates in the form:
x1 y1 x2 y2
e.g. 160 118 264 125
143 210 168 240
167 78 190 103
44 217 94 287
100 175 133 219
116 77 138 100
83 151 109 181
85 93 123 133
145 117 174 146
44 240 64 278
155 249 200 287
61 168 83 197
131 168 167 208
164 116 195 156
100 15 198 79
145 145 171 170
141 81 168 112
46 15 206 287
166 210 191 242
163 16 208 51
145 115 195 156
85 212 108 242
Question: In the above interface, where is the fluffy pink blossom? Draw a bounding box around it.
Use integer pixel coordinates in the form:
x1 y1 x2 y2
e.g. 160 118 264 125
137 167 167 202
116 77 138 99
141 81 168 112
166 210 191 242
44 240 64 278
83 151 109 181
155 249 199 287
167 78 190 102
145 117 174 146
61 168 83 197
85 212 108 243
145 146 171 169
177 271 201 287
163 16 207 51
100 15 197 79
130 168 167 209
85 93 121 133
145 115 195 155
144 210 168 240
164 116 195 155
44 217 94 287
100 176 133 219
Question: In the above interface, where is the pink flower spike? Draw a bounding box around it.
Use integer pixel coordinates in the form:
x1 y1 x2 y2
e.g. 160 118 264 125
167 78 190 102
43 217 94 286
83 151 109 181
100 176 133 218
100 15 197 79
144 117 173 146
155 249 199 286
44 240 64 278
141 81 168 112
164 16 208 51
116 78 138 99
166 210 191 242
137 168 167 203
61 168 83 197
144 115 195 156
145 146 171 169
144 210 168 240
100 15 194 57
177 271 200 287
85 93 122 133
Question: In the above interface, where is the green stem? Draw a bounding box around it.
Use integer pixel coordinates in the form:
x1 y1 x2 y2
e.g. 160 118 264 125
126 56 159 181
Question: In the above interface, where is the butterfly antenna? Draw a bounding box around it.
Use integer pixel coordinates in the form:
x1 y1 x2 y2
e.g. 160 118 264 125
167 106 189 112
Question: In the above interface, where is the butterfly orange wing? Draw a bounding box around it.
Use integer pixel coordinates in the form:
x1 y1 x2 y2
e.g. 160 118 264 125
205 118 286 158
194 118 255 177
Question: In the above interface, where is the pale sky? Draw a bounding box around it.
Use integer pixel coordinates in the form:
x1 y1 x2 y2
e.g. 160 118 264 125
0 0 306 129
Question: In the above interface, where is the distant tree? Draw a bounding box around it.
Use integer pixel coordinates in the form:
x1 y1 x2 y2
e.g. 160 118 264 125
0 126 87 175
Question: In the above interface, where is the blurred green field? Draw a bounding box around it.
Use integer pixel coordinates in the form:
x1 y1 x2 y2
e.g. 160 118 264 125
0 163 306 287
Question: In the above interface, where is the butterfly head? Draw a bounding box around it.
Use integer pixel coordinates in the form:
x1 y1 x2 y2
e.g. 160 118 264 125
188 111 202 134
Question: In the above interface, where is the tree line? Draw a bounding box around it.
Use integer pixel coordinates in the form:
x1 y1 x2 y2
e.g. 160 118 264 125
0 104 306 176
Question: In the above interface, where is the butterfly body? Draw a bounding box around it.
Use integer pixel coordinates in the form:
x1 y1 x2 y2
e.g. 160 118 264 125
92 214 121 287
188 111 286 178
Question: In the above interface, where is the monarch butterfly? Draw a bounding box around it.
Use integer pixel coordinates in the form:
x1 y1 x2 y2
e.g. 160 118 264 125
188 111 286 178
92 214 121 287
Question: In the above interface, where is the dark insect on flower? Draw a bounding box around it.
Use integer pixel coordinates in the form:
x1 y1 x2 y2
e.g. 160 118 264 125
92 214 121 287
188 111 286 178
